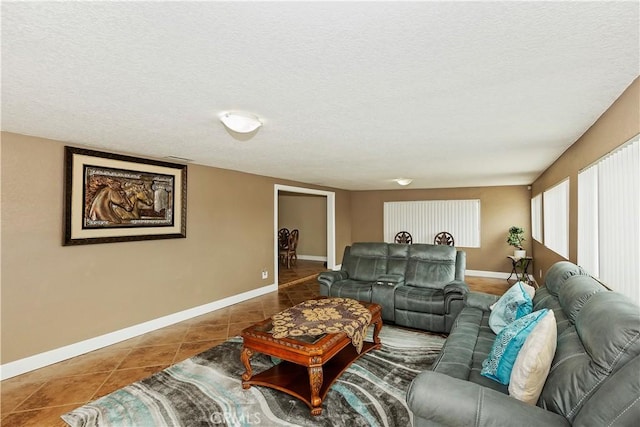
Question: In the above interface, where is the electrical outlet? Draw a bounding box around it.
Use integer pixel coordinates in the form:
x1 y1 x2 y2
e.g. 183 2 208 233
261 269 268 279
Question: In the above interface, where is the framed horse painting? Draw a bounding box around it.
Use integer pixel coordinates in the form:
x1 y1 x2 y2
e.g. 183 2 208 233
63 146 187 245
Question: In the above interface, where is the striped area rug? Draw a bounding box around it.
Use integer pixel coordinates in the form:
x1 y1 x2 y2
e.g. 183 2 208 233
62 326 446 427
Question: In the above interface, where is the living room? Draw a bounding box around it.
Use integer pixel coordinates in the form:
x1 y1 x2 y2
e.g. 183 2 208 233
2 2 639 426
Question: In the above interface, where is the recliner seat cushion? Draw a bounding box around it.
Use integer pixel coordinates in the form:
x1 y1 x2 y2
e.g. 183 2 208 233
432 307 508 393
395 286 445 315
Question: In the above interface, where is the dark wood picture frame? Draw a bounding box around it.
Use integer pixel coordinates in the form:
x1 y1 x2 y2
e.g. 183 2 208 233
63 146 187 245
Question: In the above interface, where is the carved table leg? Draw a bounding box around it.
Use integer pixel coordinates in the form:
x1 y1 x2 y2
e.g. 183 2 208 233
241 347 254 389
372 317 383 346
308 364 324 415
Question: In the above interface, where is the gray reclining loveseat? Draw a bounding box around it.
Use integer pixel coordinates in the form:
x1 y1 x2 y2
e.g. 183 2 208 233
318 242 468 333
407 261 640 426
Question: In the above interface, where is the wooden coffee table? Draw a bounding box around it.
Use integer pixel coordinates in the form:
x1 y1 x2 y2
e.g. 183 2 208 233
240 300 382 415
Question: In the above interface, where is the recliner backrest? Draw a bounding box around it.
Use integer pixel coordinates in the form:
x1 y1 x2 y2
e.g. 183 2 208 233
342 242 389 281
544 261 590 296
404 244 457 289
387 243 410 275
539 289 640 423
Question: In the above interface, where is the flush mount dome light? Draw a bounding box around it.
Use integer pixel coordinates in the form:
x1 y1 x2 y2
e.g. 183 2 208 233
219 112 262 133
395 178 413 186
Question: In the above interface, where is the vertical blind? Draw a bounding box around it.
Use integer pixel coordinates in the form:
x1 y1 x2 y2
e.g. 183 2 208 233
531 194 542 242
543 179 569 258
578 137 639 303
577 165 599 277
383 200 481 247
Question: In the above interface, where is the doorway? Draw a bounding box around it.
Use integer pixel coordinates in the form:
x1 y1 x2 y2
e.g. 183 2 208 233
274 185 336 286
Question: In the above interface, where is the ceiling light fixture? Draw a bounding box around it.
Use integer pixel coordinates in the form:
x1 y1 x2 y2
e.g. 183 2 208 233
219 112 262 133
395 178 413 186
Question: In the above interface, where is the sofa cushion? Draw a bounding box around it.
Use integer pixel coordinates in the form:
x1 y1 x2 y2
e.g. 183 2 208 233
572 355 640 427
544 261 589 296
481 309 550 385
558 275 604 324
430 307 507 393
509 310 557 404
576 291 640 374
533 286 571 335
387 243 410 275
489 282 534 334
342 242 388 282
395 286 445 315
405 244 457 289
539 291 640 422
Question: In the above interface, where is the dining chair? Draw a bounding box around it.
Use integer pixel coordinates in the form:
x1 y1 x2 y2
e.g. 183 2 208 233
278 227 290 251
394 231 413 244
434 231 455 246
279 229 299 268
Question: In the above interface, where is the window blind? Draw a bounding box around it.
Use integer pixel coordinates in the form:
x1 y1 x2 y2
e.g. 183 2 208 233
577 164 599 277
383 200 481 247
543 179 569 258
531 194 542 243
578 137 639 303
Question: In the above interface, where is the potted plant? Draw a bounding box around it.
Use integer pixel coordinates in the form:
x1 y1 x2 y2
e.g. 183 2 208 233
507 226 526 258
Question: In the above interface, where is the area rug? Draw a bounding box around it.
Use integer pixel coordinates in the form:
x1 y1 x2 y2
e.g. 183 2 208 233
62 326 446 427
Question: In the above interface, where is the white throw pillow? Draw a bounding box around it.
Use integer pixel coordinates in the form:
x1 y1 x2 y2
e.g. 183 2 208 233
508 310 557 404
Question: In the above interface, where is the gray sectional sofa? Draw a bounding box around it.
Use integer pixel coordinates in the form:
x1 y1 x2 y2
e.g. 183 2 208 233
407 261 640 426
318 242 468 333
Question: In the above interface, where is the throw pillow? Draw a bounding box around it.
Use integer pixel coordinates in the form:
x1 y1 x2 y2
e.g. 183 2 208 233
481 309 549 385
509 310 557 404
489 281 535 334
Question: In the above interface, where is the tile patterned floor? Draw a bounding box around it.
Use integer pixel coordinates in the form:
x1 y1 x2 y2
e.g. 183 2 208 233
0 261 510 427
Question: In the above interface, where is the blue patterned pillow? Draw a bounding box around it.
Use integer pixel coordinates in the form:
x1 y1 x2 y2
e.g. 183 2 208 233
481 309 549 385
489 281 534 334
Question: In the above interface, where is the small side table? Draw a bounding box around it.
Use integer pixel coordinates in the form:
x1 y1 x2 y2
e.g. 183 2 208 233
507 256 533 284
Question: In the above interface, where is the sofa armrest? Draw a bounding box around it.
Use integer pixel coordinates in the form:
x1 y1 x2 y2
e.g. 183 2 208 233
464 291 500 311
444 280 469 296
317 271 349 295
407 371 570 427
376 274 405 286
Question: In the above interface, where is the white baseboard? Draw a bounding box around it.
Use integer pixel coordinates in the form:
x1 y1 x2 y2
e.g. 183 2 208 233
0 283 277 381
467 269 510 279
467 269 536 283
297 255 327 262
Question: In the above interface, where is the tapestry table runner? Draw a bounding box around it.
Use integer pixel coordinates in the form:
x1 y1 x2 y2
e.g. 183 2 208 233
270 297 372 352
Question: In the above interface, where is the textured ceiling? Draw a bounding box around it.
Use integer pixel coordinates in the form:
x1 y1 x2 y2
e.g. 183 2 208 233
2 1 639 190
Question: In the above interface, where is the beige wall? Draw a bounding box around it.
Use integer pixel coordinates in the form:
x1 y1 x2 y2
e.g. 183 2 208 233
278 193 327 257
531 77 640 284
4 76 637 367
350 186 532 273
0 132 349 364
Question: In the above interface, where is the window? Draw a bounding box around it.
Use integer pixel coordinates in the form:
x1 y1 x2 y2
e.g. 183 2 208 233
577 165 599 277
531 194 542 243
543 179 569 258
578 137 639 302
383 200 481 247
